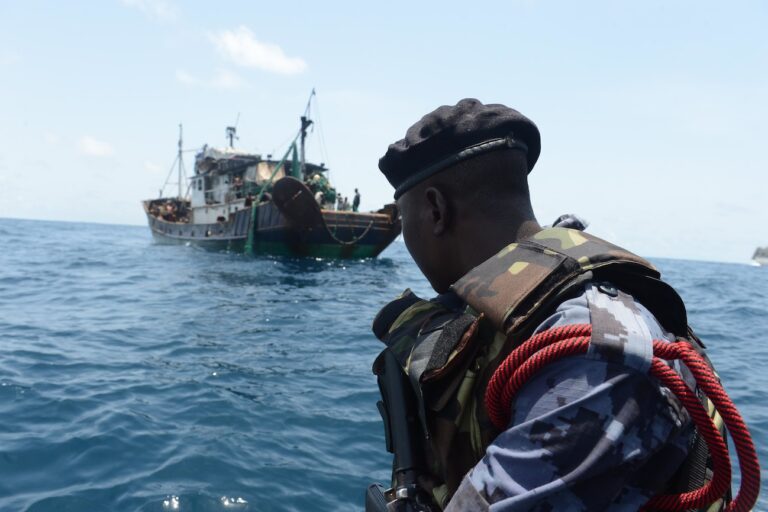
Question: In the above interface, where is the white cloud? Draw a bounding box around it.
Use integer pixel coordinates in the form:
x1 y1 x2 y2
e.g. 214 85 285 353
144 161 164 172
208 26 306 75
175 68 247 89
120 0 176 21
79 136 114 157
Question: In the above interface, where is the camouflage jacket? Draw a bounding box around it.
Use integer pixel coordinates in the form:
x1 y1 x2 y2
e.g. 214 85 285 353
372 228 699 509
444 285 695 510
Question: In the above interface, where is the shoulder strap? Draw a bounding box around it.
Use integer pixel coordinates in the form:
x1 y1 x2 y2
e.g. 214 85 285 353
585 283 654 373
452 228 661 334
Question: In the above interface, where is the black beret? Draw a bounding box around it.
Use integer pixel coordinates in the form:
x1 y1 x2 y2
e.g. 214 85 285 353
379 98 541 199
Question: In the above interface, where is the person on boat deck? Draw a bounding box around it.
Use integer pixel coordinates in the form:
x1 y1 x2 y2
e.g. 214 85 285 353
371 99 720 511
353 189 361 212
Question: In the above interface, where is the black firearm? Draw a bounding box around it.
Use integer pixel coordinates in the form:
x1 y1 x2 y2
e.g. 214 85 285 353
366 349 436 512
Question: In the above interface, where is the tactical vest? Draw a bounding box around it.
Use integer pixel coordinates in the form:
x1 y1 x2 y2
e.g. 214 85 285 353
372 228 719 509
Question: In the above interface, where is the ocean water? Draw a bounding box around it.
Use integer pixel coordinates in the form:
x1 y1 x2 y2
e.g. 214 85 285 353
0 218 765 512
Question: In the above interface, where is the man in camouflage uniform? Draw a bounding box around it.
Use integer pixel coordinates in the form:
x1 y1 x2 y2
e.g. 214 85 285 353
372 99 702 511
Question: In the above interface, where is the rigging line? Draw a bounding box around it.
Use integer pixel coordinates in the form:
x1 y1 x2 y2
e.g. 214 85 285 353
270 128 302 159
313 94 331 168
161 155 179 194
178 156 189 195
270 133 295 157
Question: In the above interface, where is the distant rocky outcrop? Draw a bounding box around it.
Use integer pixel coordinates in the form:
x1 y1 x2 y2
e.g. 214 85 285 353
753 247 768 265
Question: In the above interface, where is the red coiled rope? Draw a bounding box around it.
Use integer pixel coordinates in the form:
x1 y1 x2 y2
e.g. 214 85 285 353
484 324 760 512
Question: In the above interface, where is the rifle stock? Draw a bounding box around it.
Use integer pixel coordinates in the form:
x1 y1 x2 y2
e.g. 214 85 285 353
365 484 389 512
366 349 436 512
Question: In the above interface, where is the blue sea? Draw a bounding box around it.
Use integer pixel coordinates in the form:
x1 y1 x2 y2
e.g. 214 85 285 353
0 218 765 512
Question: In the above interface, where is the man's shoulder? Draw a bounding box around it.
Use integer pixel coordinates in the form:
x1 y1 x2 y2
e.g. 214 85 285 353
513 280 687 425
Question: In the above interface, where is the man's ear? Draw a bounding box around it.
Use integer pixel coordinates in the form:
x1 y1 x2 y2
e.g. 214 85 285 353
424 186 450 236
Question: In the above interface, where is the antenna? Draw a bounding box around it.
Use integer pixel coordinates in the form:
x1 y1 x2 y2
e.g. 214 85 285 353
225 126 238 148
226 112 241 149
303 88 315 118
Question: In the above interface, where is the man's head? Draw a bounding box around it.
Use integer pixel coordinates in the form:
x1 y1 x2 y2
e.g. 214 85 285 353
379 99 542 292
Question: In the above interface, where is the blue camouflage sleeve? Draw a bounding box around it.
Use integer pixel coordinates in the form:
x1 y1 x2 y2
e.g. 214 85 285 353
445 284 693 511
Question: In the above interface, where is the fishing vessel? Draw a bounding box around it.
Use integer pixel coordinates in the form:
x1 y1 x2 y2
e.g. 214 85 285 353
753 247 768 266
142 96 400 259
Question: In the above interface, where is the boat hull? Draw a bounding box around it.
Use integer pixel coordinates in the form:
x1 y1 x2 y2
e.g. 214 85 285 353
144 200 400 259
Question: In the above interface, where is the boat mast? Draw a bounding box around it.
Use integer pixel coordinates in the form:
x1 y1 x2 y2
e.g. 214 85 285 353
300 89 315 179
177 123 185 200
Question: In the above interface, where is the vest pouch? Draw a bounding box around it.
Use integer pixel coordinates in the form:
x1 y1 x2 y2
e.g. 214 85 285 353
420 314 483 412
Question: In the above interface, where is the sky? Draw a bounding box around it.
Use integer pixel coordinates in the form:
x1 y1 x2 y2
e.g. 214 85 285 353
0 0 765 262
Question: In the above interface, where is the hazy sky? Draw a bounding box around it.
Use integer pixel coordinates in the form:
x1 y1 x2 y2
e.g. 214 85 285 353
0 0 765 262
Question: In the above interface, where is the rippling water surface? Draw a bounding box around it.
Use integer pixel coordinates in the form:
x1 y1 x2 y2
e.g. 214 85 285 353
0 218 765 511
